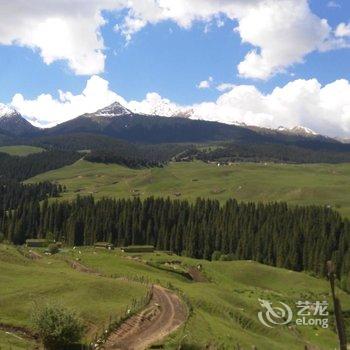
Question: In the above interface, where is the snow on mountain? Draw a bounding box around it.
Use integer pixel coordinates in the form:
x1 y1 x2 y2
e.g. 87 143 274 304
0 103 38 135
260 125 318 137
171 108 195 119
289 125 318 136
91 101 133 117
0 103 19 118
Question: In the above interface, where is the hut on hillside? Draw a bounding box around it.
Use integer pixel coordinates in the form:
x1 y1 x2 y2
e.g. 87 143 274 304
26 239 48 248
94 242 115 250
121 245 155 253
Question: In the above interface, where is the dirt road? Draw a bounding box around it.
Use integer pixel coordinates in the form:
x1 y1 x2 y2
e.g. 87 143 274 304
104 285 187 350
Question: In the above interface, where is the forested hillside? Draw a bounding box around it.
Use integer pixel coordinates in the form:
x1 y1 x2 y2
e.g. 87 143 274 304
194 142 350 164
0 181 62 211
2 195 350 291
0 150 75 220
0 150 81 181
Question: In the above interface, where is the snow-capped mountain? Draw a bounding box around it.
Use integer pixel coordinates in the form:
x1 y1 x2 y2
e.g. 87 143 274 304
0 104 17 118
135 102 183 118
277 125 318 136
0 103 38 136
90 101 133 118
75 100 322 140
171 108 195 119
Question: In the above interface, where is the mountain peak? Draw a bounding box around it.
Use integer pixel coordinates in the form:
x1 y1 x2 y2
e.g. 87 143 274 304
290 125 317 136
275 125 318 136
93 101 132 118
171 108 194 119
0 104 38 136
0 103 20 119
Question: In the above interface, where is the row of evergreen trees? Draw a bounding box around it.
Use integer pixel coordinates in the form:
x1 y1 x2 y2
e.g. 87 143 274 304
194 143 350 164
0 150 81 181
0 181 62 212
85 149 164 168
2 195 350 289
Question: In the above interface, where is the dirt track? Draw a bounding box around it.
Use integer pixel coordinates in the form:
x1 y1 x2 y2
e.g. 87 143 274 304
104 285 187 350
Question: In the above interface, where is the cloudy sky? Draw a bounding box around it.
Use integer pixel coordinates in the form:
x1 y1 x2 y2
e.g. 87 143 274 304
0 0 350 136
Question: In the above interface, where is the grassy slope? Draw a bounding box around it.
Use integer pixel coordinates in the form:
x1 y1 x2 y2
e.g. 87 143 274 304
0 245 148 349
65 248 350 350
0 330 36 350
2 245 350 349
0 145 43 156
28 159 350 217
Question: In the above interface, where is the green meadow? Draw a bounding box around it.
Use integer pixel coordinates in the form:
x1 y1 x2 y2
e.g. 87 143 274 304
0 145 43 156
9 156 350 348
62 247 350 349
0 245 148 349
1 244 349 349
0 330 36 350
28 159 350 217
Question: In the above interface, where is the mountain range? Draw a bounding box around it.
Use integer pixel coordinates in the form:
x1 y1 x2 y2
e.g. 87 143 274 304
0 101 347 152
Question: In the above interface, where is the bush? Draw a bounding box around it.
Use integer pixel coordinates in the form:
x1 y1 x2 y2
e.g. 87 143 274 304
31 303 85 349
219 253 236 261
48 243 59 255
211 251 222 261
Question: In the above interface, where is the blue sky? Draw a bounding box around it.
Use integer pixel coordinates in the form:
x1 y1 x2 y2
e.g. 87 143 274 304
0 0 350 136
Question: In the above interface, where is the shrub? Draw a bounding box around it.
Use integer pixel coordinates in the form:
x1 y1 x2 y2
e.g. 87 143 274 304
48 243 59 255
31 303 85 349
219 253 236 261
211 251 222 261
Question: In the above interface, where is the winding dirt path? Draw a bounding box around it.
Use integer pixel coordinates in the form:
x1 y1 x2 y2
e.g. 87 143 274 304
103 285 187 350
62 257 187 349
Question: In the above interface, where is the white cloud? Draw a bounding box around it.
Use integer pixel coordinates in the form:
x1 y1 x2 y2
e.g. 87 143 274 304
0 1 125 74
8 76 350 138
117 0 341 80
0 0 346 78
335 23 350 37
327 1 341 8
11 76 126 127
197 77 213 89
216 83 236 92
130 79 350 137
128 92 182 116
236 1 334 79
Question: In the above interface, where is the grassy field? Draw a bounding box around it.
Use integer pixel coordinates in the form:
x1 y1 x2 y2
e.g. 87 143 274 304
0 330 36 350
0 245 148 349
0 145 43 156
62 247 350 350
27 159 350 217
2 244 350 349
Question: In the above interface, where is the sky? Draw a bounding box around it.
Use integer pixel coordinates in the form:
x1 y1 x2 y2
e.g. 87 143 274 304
0 0 350 137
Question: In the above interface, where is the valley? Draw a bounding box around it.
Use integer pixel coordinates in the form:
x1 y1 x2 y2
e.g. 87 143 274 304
2 4 350 348
2 104 350 349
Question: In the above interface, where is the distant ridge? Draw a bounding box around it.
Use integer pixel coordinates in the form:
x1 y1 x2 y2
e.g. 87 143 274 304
0 101 346 154
0 104 39 136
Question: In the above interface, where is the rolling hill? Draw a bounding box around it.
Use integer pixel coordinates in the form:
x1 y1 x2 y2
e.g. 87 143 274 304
2 244 349 350
0 244 149 349
27 159 350 217
0 145 43 156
